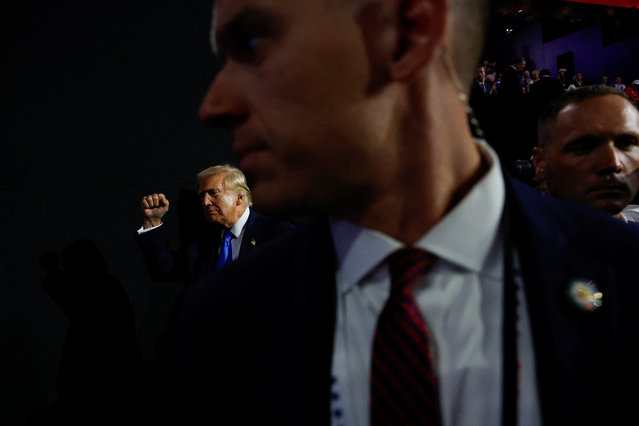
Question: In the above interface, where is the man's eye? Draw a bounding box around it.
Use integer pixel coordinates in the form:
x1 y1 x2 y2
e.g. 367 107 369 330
571 145 592 155
565 137 598 155
566 143 591 156
216 9 284 65
616 136 639 149
230 34 264 63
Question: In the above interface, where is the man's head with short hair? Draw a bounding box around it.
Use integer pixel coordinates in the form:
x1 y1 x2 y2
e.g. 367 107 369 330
512 56 526 71
196 164 252 227
533 86 639 217
200 0 493 239
197 164 253 205
475 65 486 82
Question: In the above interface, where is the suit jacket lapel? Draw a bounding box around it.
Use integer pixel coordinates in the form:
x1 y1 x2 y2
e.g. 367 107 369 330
505 176 627 424
239 207 258 255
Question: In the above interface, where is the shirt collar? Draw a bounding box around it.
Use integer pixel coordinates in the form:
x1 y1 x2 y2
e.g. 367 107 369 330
229 206 250 237
417 142 504 272
330 218 403 291
330 140 505 293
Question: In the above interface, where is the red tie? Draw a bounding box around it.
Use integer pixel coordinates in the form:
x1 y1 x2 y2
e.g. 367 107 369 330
370 248 442 426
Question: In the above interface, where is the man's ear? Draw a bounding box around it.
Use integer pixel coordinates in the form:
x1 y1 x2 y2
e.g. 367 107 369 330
389 0 447 81
531 147 547 182
236 193 244 206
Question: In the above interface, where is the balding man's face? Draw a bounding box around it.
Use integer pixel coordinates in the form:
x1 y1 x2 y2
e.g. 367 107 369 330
199 0 408 215
535 95 639 215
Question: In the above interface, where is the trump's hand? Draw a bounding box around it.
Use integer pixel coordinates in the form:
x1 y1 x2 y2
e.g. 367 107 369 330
141 193 170 229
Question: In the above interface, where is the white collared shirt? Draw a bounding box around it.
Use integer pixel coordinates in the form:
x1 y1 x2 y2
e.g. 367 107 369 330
226 206 250 260
329 142 540 426
621 204 639 223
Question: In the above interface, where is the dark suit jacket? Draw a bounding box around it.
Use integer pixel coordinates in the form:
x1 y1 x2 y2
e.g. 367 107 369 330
136 207 294 286
156 175 639 425
498 65 523 97
469 79 490 115
470 79 489 99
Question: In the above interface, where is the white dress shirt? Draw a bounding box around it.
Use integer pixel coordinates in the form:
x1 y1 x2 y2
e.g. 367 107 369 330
227 206 250 260
329 142 541 426
621 204 639 223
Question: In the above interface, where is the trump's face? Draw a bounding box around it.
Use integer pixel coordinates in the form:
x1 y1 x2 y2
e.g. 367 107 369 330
198 173 243 228
199 0 400 215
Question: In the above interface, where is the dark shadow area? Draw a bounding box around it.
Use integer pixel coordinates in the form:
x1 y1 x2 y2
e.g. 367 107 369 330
176 189 210 246
28 240 143 426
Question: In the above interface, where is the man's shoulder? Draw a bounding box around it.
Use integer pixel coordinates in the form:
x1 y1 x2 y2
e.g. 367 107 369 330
506 175 639 256
247 208 296 233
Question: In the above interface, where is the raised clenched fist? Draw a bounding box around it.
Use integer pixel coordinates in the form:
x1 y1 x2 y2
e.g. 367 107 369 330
140 193 170 229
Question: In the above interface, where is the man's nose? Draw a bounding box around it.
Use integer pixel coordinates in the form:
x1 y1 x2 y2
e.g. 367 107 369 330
198 67 248 129
202 194 213 206
596 143 624 175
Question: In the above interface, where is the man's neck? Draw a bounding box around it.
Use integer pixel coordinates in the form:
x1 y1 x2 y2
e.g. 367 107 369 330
613 211 627 222
338 79 485 244
228 204 250 234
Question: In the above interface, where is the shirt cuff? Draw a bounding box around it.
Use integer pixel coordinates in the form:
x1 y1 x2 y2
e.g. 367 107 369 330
137 223 163 234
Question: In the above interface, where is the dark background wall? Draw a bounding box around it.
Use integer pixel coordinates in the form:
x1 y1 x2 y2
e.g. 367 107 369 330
2 0 639 425
1 1 233 424
485 0 639 82
503 22 639 84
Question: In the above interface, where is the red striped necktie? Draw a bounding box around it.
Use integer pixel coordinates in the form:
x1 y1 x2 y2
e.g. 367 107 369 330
370 247 442 426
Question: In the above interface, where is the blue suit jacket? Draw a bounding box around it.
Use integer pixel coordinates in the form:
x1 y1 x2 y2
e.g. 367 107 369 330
156 175 639 425
136 207 294 286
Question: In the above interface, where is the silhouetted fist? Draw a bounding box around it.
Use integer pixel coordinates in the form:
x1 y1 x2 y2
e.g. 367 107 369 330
140 193 170 229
